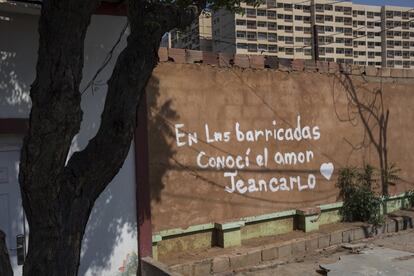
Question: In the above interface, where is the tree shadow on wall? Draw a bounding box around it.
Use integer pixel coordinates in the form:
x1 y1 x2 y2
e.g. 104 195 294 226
146 76 179 202
0 13 33 116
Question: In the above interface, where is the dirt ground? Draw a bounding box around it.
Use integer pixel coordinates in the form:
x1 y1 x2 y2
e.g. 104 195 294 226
230 229 414 276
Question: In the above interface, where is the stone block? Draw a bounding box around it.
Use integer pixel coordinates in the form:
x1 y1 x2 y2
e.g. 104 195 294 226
264 56 279 69
234 54 250 68
342 230 353 243
278 243 292 258
168 48 186 63
304 60 317 71
339 63 351 74
365 66 379 77
229 250 261 269
170 263 192 276
250 55 265 69
352 228 366 240
212 256 230 273
219 53 234 67
193 260 211 276
394 217 405 231
186 49 203 63
158 47 168 62
297 207 321 216
152 234 162 260
215 221 245 248
406 69 414 78
292 239 306 255
261 246 278 261
329 62 340 73
390 68 404 78
306 237 319 252
292 59 305 71
279 58 292 71
317 61 329 73
318 234 330 249
351 64 364 75
330 231 342 245
203 51 218 65
297 207 321 232
387 220 397 233
380 67 391 77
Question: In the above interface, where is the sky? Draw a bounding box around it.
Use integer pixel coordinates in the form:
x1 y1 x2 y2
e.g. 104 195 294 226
352 0 414 7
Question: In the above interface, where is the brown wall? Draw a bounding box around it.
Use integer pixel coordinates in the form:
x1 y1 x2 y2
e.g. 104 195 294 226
147 63 414 232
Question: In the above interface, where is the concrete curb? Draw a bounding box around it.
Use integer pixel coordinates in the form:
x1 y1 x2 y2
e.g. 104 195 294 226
169 214 414 276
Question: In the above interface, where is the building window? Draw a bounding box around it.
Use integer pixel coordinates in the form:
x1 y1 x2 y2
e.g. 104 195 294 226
236 20 246 26
258 44 268 51
237 43 247 49
269 45 278 52
246 9 256 18
267 11 276 19
258 32 267 40
247 32 257 40
236 31 246 38
247 44 257 52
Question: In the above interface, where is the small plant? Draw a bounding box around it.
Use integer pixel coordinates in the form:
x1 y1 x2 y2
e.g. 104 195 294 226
337 165 384 226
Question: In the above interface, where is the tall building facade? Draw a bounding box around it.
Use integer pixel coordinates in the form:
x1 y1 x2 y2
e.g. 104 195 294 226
169 12 213 52
211 0 414 68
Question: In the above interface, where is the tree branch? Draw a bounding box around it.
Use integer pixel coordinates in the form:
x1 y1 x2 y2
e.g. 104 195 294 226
19 0 99 226
65 0 201 199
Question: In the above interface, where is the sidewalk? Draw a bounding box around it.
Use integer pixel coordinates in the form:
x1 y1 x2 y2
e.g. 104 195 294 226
162 209 414 275
234 229 414 275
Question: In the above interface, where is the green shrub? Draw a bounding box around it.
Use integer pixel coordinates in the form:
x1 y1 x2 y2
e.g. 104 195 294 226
337 165 384 226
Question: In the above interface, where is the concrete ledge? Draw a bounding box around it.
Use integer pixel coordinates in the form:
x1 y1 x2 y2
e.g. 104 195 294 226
215 221 245 248
169 214 414 275
154 193 411 259
297 207 321 232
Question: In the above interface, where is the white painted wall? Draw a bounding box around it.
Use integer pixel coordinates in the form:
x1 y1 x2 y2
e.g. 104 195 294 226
0 8 138 276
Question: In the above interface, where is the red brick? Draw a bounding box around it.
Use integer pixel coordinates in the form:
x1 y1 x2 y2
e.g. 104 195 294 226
292 59 305 71
158 47 168 62
317 61 329 73
186 49 203 63
202 51 218 65
234 54 250 68
168 48 186 63
328 62 340 73
264 56 279 69
219 53 234 67
250 55 265 69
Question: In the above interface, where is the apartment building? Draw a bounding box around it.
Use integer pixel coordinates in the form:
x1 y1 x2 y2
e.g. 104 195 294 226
169 12 213 51
209 0 414 68
382 6 414 69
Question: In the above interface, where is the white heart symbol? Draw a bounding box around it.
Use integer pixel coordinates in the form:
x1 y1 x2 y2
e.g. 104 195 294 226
320 163 334 180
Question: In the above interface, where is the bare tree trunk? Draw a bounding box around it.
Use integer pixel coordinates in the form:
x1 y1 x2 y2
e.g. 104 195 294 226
0 230 13 276
19 0 198 275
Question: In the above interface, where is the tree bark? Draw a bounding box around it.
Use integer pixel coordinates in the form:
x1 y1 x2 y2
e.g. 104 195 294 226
19 1 99 275
19 0 199 275
0 230 13 276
